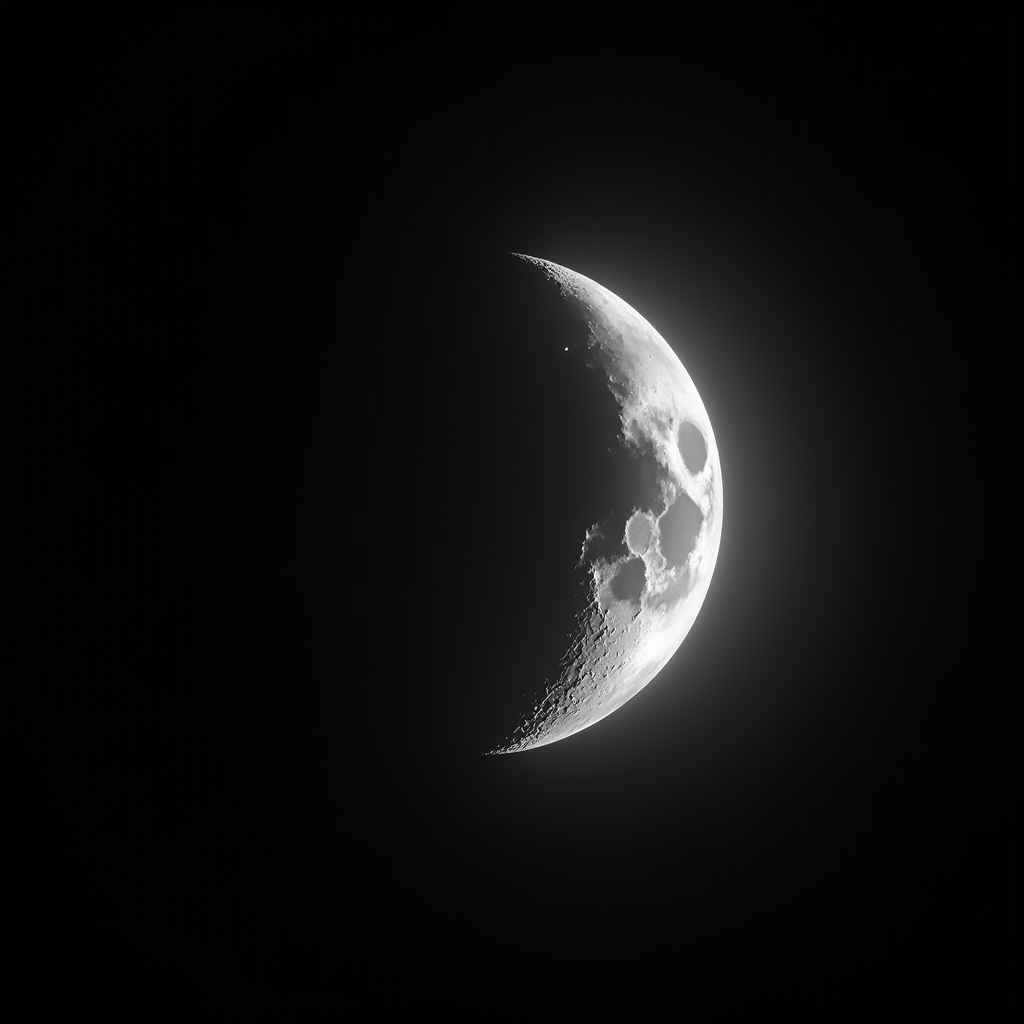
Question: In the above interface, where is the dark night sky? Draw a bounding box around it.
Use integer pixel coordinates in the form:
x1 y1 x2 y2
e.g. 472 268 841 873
13 2 1022 1022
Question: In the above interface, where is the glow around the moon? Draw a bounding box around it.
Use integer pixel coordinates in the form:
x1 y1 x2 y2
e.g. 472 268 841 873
493 254 724 754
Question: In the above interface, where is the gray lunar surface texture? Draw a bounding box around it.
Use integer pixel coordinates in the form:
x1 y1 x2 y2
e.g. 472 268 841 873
494 255 724 753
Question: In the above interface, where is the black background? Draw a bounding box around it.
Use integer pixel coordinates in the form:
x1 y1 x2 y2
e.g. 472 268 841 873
13 2 1022 1021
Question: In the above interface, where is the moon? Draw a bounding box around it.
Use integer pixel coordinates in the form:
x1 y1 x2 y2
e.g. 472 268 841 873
493 254 724 754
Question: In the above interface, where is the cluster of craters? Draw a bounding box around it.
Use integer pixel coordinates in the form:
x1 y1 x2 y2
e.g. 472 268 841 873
582 415 710 625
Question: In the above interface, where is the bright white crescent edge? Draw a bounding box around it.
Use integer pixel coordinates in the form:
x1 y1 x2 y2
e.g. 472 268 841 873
492 254 724 754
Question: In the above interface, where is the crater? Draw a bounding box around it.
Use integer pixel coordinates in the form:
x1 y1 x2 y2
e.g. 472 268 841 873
678 420 708 474
659 491 703 570
625 512 653 555
609 556 646 605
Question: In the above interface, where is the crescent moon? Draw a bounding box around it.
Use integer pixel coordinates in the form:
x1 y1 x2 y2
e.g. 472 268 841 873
493 254 724 754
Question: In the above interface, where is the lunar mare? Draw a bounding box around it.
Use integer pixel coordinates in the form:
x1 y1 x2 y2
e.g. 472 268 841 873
493 254 723 754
